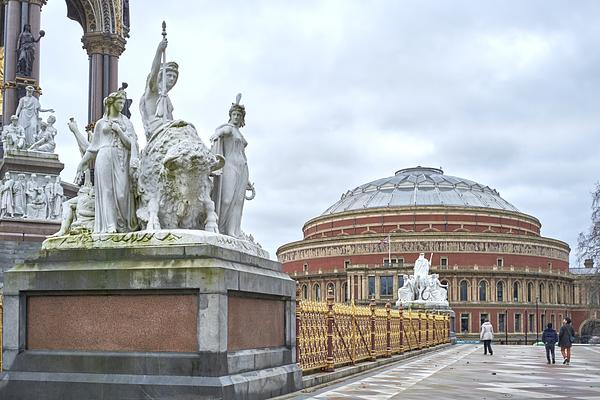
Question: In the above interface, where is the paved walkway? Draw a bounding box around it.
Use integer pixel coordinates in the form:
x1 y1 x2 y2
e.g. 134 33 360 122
290 345 600 400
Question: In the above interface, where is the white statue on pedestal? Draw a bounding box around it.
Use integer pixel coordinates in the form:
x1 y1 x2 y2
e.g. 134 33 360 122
211 94 255 238
396 253 449 307
2 115 26 153
136 32 223 232
15 85 54 147
77 90 139 233
29 120 56 153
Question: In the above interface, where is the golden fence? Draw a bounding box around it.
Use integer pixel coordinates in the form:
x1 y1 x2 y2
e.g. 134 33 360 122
0 295 3 371
296 290 450 372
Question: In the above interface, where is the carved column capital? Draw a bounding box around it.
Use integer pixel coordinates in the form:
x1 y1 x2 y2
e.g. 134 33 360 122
26 0 47 6
81 32 126 57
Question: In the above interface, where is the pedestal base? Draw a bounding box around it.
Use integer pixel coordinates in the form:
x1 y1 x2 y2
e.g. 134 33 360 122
1 231 302 399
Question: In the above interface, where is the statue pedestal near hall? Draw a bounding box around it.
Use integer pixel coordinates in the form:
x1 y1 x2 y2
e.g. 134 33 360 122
396 253 457 343
1 230 301 399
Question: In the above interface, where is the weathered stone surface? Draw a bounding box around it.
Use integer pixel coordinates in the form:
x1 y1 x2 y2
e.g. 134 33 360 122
1 241 301 399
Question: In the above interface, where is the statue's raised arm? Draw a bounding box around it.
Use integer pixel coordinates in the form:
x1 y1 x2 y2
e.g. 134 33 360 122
139 36 178 140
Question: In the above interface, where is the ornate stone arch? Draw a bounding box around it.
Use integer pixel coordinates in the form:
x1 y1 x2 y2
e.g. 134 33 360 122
579 318 600 342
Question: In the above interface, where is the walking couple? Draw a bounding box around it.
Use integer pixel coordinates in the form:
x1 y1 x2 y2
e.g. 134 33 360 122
542 317 575 365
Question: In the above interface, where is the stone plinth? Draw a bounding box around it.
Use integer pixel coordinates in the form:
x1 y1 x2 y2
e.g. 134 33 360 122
0 230 302 399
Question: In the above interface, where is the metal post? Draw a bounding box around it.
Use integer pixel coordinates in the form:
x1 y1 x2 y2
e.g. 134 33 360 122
536 297 539 343
385 302 391 357
369 297 376 361
505 309 508 345
325 287 335 372
399 305 404 353
295 284 301 366
524 308 528 345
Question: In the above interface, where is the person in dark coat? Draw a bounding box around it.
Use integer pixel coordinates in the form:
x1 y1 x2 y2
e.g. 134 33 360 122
558 317 575 365
542 323 558 364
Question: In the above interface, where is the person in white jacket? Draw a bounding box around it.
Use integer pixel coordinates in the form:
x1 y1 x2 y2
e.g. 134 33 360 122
480 319 494 355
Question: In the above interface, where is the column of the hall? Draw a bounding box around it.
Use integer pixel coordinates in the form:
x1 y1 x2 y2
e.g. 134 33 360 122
82 33 125 125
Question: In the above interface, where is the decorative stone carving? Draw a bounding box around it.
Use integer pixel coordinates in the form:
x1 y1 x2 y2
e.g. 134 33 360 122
0 173 15 218
139 37 177 140
2 115 26 153
27 186 47 219
397 274 415 304
77 90 139 233
136 36 223 232
51 185 95 237
16 85 54 147
52 177 64 219
28 119 56 152
211 94 255 238
43 175 54 218
16 24 44 77
278 238 570 263
13 174 27 216
395 253 449 307
25 173 39 218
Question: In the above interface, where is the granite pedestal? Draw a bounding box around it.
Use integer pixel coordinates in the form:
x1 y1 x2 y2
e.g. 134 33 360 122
0 230 302 399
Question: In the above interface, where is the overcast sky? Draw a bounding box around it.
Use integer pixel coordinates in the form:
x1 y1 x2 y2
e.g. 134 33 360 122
38 1 599 264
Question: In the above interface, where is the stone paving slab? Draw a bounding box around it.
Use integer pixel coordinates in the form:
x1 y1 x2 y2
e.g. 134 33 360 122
285 345 600 400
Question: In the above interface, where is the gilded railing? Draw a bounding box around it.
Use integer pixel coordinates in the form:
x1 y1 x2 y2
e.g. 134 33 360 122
296 289 450 372
0 295 3 371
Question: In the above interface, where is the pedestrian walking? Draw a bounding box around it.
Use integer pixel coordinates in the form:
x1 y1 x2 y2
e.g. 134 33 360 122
558 317 575 365
480 319 494 355
542 323 558 364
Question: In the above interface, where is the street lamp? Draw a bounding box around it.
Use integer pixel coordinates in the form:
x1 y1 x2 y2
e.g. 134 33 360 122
505 308 508 345
535 297 539 343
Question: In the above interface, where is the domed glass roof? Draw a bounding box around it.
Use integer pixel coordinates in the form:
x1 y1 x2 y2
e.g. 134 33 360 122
323 166 519 215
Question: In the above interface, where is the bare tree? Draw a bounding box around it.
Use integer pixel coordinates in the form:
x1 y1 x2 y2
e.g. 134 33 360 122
577 183 600 311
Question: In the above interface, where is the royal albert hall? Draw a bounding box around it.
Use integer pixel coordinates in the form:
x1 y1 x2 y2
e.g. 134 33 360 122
277 166 598 341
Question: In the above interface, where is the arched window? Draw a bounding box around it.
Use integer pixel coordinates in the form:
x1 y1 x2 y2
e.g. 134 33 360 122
557 285 562 304
327 282 335 299
549 284 554 304
302 284 308 300
527 282 533 302
496 281 504 302
479 280 487 302
314 284 321 301
539 283 544 303
342 282 348 302
513 281 520 302
460 280 468 301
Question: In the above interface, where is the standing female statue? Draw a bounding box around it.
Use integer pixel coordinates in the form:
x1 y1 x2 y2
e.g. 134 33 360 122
211 94 255 238
76 91 139 233
16 24 43 77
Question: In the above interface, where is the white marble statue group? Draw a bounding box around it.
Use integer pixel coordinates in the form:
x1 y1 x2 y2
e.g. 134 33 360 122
57 35 255 241
2 85 56 155
0 172 63 220
396 253 449 307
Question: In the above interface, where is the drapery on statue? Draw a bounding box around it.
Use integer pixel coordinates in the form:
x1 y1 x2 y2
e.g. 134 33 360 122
76 91 139 233
211 94 256 238
136 23 223 232
16 85 54 147
16 24 44 77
